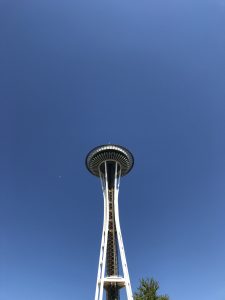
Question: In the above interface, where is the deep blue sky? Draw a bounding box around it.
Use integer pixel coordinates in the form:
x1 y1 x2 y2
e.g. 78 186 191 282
1 0 225 299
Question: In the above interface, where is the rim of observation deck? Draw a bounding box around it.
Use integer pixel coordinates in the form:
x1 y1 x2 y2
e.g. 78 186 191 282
85 144 134 177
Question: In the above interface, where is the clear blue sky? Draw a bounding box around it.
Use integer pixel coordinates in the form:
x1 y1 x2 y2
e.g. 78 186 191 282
1 0 225 299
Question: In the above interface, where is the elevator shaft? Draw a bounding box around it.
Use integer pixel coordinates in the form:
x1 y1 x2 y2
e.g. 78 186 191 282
106 189 119 300
102 162 120 300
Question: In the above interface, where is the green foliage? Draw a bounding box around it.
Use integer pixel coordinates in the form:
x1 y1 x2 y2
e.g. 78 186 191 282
134 278 169 300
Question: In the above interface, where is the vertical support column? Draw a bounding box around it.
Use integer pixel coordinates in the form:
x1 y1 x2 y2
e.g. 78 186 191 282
95 162 110 300
114 162 133 300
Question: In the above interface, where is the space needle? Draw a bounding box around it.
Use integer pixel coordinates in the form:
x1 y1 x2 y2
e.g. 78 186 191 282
86 144 134 300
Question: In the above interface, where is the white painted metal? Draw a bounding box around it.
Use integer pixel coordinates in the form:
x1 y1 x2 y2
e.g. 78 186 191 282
95 162 110 300
94 161 133 300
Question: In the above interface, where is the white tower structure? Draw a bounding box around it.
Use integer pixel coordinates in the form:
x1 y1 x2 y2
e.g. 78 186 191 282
86 145 134 300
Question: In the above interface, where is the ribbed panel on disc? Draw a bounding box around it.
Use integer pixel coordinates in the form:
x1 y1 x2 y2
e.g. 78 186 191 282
86 145 134 177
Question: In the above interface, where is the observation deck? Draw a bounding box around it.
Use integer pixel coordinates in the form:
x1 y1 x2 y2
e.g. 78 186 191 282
86 144 134 177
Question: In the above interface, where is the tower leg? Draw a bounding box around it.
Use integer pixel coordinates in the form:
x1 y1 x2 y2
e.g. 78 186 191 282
95 162 110 300
114 188 133 300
